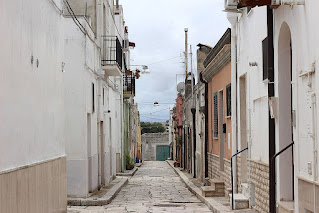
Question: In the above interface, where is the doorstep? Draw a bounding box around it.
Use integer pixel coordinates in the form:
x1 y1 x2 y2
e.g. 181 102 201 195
67 177 128 206
166 160 258 213
116 166 138 176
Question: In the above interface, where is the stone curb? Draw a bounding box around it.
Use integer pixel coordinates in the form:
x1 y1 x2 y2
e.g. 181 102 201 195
68 177 128 206
166 160 234 213
116 167 138 177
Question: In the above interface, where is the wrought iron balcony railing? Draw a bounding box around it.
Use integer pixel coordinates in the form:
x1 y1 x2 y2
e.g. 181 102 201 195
101 36 123 70
123 73 135 98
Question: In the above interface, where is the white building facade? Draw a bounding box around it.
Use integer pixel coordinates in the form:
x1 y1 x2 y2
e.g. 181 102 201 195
0 0 66 211
63 0 128 197
226 0 319 212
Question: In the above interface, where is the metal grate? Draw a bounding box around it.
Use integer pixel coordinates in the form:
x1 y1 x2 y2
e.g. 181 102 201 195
101 36 123 70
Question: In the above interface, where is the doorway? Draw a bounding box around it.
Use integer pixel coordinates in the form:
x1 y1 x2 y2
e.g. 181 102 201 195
218 90 225 171
87 113 92 192
278 22 294 201
239 75 248 183
100 121 105 186
109 118 112 179
156 145 170 161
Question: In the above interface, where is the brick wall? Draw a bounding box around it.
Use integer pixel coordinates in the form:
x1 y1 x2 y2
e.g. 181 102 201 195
208 153 270 212
249 159 269 213
207 153 231 196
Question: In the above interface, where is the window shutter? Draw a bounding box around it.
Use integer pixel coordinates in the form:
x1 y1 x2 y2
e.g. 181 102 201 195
226 84 231 116
213 92 218 138
263 37 268 80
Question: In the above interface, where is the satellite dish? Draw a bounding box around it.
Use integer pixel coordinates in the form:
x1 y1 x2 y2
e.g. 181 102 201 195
177 82 185 93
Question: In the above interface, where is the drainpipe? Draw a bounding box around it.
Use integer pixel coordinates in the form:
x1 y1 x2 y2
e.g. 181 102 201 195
227 12 239 195
200 72 209 178
266 5 276 213
190 46 196 178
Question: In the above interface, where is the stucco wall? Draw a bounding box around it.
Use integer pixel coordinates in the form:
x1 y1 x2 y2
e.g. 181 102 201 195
0 0 66 211
210 62 232 159
141 133 169 161
0 0 65 172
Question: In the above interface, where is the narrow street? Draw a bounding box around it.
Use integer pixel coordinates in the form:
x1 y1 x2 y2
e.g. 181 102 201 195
68 161 212 213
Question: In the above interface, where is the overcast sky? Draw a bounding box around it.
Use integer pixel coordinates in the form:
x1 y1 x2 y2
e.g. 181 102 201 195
120 0 230 122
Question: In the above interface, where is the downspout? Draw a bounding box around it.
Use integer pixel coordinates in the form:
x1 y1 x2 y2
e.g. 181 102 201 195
227 13 239 194
267 5 276 213
192 107 196 178
200 72 209 178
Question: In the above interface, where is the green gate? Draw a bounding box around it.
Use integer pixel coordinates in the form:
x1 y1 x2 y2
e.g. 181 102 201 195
156 145 170 161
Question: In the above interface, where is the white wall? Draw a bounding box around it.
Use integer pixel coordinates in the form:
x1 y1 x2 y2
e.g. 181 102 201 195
64 18 99 197
273 2 319 209
236 6 269 163
0 0 65 171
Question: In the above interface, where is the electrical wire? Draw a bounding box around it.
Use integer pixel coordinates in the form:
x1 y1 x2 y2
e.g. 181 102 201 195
148 56 182 66
140 108 170 115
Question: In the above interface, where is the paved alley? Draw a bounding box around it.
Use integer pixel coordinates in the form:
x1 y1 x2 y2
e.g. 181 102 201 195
68 161 212 213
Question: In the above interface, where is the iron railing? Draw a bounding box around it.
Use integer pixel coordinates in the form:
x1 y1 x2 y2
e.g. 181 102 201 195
231 147 248 210
101 36 122 70
123 74 135 97
270 141 294 213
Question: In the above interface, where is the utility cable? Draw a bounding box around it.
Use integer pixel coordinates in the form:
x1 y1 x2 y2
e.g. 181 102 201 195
148 56 181 66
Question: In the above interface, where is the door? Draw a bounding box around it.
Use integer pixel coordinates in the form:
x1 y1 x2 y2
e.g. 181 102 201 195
156 145 170 161
100 121 105 186
87 113 92 192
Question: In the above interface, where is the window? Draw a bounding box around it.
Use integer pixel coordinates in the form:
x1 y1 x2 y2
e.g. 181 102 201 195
213 92 218 138
92 83 95 113
262 37 268 80
226 84 231 116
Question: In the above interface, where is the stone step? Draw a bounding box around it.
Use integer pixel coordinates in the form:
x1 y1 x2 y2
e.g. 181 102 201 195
278 201 295 213
229 193 249 210
201 186 225 197
241 183 250 198
226 187 232 199
208 178 225 190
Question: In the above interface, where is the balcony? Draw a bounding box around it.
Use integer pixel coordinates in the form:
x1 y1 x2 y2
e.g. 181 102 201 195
123 73 135 99
101 36 123 76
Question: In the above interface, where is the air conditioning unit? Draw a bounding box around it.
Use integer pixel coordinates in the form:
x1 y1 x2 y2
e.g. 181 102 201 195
224 0 237 10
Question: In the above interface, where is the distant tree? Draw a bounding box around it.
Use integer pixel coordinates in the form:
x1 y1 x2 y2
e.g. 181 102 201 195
141 122 166 134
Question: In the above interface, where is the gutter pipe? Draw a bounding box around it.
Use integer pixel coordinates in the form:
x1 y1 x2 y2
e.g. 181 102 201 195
200 72 209 178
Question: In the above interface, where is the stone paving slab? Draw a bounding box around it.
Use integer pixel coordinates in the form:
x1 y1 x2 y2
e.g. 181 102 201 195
116 167 138 176
68 177 128 206
68 161 213 212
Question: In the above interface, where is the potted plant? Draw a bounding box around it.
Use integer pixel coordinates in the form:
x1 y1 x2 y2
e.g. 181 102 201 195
174 158 180 167
125 154 135 170
176 136 182 146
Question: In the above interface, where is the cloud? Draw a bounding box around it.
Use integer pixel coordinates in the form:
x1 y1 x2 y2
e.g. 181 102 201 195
121 0 230 122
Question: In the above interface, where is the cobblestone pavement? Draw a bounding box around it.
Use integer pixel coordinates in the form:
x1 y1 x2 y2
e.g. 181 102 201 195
68 161 212 213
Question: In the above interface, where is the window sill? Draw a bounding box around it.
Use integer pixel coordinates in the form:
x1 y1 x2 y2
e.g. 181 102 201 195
226 115 231 119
